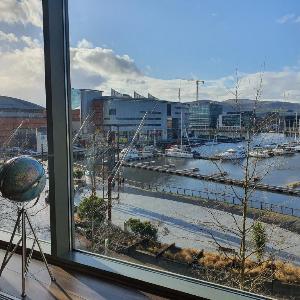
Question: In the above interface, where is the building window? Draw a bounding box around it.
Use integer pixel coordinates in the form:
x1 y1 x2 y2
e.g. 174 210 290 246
109 108 116 115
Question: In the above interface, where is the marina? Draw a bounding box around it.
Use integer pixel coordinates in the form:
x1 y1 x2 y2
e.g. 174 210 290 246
122 133 300 214
124 161 300 196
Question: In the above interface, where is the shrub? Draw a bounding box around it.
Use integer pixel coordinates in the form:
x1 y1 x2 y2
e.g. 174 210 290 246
74 168 84 179
78 194 106 225
126 218 158 240
251 222 267 261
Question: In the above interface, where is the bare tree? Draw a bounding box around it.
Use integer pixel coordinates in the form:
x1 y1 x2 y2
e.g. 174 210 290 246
203 68 294 293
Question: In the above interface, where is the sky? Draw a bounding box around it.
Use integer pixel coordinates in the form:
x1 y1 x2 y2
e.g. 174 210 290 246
0 0 299 105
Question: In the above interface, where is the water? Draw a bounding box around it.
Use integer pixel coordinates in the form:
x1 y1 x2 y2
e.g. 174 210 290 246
123 133 300 212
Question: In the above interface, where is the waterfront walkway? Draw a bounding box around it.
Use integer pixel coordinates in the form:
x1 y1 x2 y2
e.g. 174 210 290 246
124 180 300 218
111 188 300 265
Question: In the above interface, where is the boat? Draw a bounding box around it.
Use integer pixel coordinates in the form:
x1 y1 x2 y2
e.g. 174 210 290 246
272 145 295 156
165 145 193 158
216 148 245 160
292 145 300 152
120 147 139 160
165 87 193 159
249 147 271 158
141 145 156 158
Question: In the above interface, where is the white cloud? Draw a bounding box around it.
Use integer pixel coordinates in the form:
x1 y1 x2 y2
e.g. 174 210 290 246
277 13 300 24
0 0 42 28
77 39 93 49
21 35 41 48
0 30 18 43
69 42 300 103
0 46 45 105
0 36 299 107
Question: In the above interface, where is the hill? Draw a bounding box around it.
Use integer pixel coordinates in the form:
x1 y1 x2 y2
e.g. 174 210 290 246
220 99 300 113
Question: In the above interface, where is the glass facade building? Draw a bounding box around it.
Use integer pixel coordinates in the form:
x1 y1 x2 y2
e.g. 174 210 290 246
188 101 223 132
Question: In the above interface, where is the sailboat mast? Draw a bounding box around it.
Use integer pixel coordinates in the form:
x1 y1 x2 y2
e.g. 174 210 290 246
179 87 183 150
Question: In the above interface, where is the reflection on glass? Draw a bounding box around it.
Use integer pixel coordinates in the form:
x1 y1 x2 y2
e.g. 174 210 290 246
70 1 300 298
0 0 49 241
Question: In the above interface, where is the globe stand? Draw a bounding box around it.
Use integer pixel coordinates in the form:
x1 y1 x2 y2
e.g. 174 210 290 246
0 205 55 298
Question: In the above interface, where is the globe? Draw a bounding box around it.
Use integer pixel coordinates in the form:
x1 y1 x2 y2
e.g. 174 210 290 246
0 156 46 202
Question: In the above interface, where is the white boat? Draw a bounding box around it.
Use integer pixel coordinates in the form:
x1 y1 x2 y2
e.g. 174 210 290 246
216 148 245 160
141 145 157 157
249 147 271 158
292 145 300 152
272 145 294 156
165 146 193 158
165 86 194 159
120 147 139 160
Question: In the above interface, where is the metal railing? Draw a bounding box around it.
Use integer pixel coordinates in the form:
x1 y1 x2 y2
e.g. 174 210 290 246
125 179 300 218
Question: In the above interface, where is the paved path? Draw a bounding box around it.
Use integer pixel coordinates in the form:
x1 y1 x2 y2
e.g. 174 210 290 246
111 187 300 265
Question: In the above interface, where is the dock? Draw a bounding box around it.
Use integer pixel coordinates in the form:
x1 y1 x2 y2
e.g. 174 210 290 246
123 162 300 196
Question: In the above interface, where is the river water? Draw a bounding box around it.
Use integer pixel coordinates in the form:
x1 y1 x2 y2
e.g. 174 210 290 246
123 133 300 213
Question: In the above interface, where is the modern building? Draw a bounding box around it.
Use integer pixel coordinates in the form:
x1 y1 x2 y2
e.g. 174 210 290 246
218 113 241 129
188 100 222 134
72 88 104 133
76 88 188 142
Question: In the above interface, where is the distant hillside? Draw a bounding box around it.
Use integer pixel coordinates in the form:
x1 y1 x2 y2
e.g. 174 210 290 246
220 99 300 113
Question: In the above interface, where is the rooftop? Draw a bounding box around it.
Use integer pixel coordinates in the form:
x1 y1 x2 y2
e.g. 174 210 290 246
0 96 44 111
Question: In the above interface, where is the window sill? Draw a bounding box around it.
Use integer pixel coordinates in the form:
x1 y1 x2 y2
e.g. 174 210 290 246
55 249 272 300
0 231 271 299
0 229 51 254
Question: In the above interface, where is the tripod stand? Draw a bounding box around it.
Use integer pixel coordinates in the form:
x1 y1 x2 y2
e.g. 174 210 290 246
0 205 55 298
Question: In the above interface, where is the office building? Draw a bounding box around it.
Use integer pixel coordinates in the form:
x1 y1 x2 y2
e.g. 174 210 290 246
188 101 222 134
218 113 241 129
77 88 188 142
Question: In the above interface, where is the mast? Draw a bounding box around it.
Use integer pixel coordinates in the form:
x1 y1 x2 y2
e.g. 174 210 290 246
179 87 183 151
296 112 298 141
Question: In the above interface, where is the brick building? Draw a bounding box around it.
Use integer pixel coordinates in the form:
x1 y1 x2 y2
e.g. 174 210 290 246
0 96 46 148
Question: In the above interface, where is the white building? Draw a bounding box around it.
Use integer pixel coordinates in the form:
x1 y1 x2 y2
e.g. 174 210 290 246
75 88 189 142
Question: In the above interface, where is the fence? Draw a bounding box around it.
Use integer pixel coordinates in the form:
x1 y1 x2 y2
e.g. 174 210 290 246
125 179 300 218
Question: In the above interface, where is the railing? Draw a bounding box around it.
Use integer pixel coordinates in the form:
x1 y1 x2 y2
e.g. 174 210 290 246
125 179 300 218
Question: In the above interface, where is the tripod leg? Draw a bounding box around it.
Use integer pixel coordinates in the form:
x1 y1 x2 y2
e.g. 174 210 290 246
21 209 26 298
25 212 55 281
25 239 36 275
0 209 22 276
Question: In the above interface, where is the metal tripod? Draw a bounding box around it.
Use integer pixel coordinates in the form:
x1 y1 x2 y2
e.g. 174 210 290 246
0 206 55 298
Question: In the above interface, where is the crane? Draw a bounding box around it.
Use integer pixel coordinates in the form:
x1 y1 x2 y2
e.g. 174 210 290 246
176 78 204 101
188 79 204 101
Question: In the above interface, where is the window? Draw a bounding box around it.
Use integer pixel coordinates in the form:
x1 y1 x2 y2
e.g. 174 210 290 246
109 108 116 115
39 1 300 299
0 1 50 241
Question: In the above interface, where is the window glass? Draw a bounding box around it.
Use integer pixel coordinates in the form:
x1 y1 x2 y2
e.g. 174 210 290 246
69 1 300 298
0 0 49 241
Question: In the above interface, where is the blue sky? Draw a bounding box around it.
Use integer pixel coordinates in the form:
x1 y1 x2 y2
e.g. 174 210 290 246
0 0 299 105
69 0 300 80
